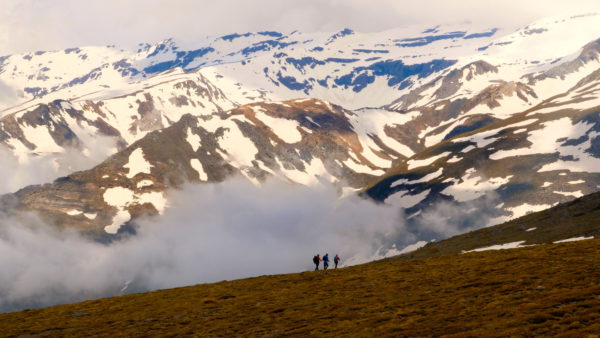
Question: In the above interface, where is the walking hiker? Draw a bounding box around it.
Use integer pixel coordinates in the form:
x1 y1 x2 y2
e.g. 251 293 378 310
313 254 321 270
334 254 341 269
323 253 330 270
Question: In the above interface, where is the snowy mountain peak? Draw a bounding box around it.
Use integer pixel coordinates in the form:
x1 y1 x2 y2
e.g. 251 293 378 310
2 14 600 239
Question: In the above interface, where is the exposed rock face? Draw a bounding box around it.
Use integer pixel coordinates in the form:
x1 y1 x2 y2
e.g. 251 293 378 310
387 61 500 111
366 79 600 235
5 99 411 237
0 72 236 168
524 39 600 84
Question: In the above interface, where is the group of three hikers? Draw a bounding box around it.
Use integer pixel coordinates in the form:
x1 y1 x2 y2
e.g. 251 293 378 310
312 253 341 270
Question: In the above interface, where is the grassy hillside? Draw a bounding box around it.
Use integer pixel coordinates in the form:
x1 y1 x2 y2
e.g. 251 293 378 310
2 238 600 336
407 190 600 259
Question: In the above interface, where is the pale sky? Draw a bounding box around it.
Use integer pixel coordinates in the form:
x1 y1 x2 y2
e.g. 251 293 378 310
1 0 599 55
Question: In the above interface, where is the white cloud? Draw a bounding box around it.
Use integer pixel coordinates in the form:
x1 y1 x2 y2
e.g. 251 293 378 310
0 135 118 195
0 0 598 55
0 80 19 106
0 178 404 312
0 174 505 312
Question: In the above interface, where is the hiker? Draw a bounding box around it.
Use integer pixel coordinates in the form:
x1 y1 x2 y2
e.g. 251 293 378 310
323 253 330 270
334 254 341 269
313 254 321 270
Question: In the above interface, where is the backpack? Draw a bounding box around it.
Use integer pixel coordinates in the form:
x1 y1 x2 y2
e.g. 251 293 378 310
313 255 319 264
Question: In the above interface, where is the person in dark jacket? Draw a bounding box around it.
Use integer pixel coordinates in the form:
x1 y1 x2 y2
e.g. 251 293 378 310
334 254 341 269
313 254 321 270
323 253 330 270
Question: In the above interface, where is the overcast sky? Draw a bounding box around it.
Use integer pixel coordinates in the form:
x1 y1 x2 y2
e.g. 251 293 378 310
1 0 599 55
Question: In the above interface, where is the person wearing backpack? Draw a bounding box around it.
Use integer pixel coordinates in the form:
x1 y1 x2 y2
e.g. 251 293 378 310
334 254 341 269
313 254 322 270
323 253 330 270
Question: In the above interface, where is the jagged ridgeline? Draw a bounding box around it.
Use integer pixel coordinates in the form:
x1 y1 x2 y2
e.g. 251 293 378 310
1 14 600 240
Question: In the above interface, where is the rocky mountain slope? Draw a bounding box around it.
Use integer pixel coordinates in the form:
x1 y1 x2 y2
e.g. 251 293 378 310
1 13 600 242
2 99 412 237
0 71 236 171
2 14 599 168
365 48 600 238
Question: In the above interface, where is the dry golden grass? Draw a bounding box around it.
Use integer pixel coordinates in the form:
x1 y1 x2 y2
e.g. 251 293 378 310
2 238 600 336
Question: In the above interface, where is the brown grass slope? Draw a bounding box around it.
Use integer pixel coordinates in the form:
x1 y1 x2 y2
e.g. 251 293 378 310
2 238 600 336
407 190 600 259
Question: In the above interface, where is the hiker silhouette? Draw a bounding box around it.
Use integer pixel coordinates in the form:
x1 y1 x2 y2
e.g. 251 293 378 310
334 254 341 268
323 253 329 270
313 254 322 270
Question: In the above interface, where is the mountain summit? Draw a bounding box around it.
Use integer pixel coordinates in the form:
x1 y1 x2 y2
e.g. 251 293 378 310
1 13 600 244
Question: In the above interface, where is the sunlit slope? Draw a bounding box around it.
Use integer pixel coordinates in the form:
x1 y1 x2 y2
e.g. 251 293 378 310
1 238 599 336
405 189 600 259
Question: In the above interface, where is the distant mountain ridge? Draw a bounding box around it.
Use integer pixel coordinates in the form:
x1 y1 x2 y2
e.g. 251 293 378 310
1 14 600 242
3 99 409 237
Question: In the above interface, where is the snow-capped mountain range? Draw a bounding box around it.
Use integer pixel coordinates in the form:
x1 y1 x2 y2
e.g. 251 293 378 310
2 13 600 238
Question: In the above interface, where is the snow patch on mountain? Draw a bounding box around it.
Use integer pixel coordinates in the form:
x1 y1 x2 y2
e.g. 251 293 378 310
213 118 259 167
125 148 153 179
137 192 168 214
350 108 417 158
103 187 135 234
190 158 207 181
534 121 600 173
553 190 584 198
104 210 132 234
508 203 553 220
342 157 385 176
441 168 512 202
276 157 331 186
407 152 450 170
386 189 430 208
137 180 154 188
453 118 539 149
102 185 167 233
21 124 64 154
104 187 136 207
252 107 302 143
186 128 201 152
553 236 594 243
463 241 529 253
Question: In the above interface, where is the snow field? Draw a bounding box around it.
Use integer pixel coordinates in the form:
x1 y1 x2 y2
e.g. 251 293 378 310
407 152 451 170
385 189 430 208
441 168 512 202
252 107 303 144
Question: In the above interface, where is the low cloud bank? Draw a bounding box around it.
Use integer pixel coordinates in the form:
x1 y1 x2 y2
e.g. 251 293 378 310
0 179 403 312
0 137 117 195
3 0 597 55
0 177 502 312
